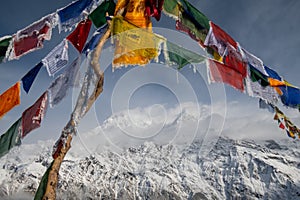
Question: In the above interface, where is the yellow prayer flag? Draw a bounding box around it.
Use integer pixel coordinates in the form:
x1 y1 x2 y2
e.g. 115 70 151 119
112 16 161 68
268 78 285 87
0 82 21 118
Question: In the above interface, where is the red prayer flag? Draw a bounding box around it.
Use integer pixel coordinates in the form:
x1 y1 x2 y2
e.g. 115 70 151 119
208 59 244 92
0 82 21 118
223 45 247 77
22 92 48 138
13 24 51 58
210 22 237 49
66 19 92 53
279 122 285 130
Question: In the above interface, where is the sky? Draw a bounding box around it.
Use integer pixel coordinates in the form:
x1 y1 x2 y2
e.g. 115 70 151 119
0 0 300 149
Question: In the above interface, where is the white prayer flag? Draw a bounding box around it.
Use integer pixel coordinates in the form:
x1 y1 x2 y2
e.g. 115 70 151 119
48 56 81 108
42 39 69 76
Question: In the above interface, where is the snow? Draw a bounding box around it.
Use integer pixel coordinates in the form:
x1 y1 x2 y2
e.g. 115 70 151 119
0 103 299 199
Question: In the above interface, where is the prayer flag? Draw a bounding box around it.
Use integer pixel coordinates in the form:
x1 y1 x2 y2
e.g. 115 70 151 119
34 161 54 200
48 57 81 108
249 65 269 87
112 16 162 68
89 0 116 28
21 62 43 93
22 92 48 138
82 25 108 56
67 19 92 53
264 65 282 81
57 0 93 31
204 21 237 56
241 48 268 76
0 82 21 118
207 59 244 92
277 86 300 108
9 14 55 60
223 44 247 77
0 118 21 158
166 41 205 69
0 36 12 63
145 0 164 21
42 40 69 76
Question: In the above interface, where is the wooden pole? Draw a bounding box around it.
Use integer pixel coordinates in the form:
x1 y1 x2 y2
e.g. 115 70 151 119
42 28 111 200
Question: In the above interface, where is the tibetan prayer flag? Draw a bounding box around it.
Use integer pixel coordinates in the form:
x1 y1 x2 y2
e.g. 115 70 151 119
0 82 21 118
204 21 237 56
264 66 282 81
180 0 210 30
145 0 164 21
89 0 116 28
112 16 162 68
48 57 81 108
82 24 108 56
0 118 21 158
22 92 48 138
249 64 269 87
9 14 55 60
34 161 54 200
223 44 247 78
166 41 205 69
268 78 285 87
0 36 12 63
57 0 93 31
42 40 69 76
67 19 92 53
207 59 244 92
277 86 300 108
21 62 43 93
162 0 181 19
241 48 268 76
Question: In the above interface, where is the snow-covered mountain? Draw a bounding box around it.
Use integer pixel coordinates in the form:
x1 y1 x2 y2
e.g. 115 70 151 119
0 103 299 199
0 137 299 199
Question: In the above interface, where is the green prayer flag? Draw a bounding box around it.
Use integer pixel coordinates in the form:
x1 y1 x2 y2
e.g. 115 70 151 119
89 0 116 28
0 36 12 63
180 0 210 30
163 0 181 18
166 41 205 69
250 65 269 87
34 161 54 200
0 118 21 158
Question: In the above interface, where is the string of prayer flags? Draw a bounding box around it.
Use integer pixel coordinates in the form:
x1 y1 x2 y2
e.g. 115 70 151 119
8 14 56 60
89 0 116 28
204 21 237 56
21 62 43 93
145 0 164 21
112 16 162 68
66 19 92 53
0 82 21 118
21 92 48 138
57 0 93 32
0 36 12 63
48 57 81 108
82 24 108 56
42 39 69 76
165 41 205 69
207 59 245 92
274 107 300 139
0 118 22 158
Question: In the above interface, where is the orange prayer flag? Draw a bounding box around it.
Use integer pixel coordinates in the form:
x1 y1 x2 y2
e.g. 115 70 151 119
0 82 21 118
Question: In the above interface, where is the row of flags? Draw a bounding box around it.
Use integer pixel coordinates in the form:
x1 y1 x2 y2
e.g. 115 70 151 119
1 0 299 159
0 0 208 160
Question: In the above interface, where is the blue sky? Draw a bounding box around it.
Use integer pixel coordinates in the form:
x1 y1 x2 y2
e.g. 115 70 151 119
0 0 300 145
